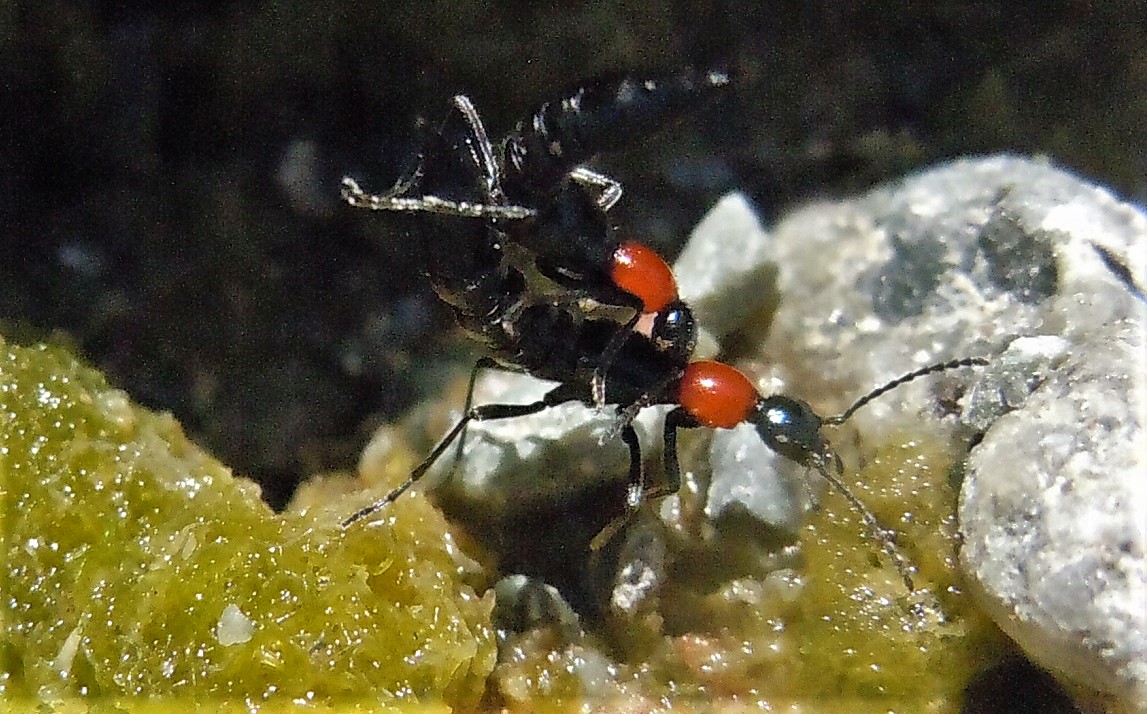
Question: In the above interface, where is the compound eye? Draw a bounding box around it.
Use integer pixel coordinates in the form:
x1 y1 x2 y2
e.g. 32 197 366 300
677 360 758 429
610 242 678 314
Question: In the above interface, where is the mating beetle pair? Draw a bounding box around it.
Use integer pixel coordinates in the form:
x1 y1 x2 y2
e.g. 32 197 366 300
340 69 985 590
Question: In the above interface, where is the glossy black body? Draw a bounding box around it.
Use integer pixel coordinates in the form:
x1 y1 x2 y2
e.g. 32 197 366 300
341 68 843 543
502 69 730 302
501 69 731 203
386 69 729 332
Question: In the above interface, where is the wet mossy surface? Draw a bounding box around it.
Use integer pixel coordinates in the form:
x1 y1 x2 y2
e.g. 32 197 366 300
480 434 1011 711
781 437 1007 704
1 337 1012 710
0 338 495 710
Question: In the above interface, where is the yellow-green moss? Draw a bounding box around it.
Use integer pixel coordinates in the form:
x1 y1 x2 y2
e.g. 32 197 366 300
0 339 495 710
0 335 1011 711
777 436 1009 707
482 435 1011 712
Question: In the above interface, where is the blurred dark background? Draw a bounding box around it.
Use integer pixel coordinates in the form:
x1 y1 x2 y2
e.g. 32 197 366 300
2 1 1144 508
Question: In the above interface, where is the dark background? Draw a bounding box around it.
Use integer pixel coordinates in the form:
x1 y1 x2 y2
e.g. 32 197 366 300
2 1 1144 508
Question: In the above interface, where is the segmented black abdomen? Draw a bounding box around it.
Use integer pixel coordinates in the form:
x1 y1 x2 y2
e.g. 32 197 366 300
502 68 730 200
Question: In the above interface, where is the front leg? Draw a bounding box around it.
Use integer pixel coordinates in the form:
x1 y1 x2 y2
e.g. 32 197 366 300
660 407 697 501
341 94 536 220
589 421 645 551
341 176 536 220
343 379 581 528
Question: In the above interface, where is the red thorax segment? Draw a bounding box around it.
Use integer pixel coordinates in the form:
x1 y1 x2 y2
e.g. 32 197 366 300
677 360 759 429
610 241 678 314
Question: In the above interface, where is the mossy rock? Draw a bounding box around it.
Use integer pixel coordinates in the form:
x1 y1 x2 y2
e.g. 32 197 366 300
481 436 1011 711
0 336 1012 711
0 339 495 711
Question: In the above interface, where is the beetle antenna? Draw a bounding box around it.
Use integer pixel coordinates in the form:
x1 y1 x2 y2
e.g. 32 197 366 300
824 357 989 427
809 450 919 593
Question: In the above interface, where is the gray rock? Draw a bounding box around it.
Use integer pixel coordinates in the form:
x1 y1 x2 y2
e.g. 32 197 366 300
424 369 659 513
961 332 1147 712
704 422 816 533
743 155 1146 711
492 574 581 639
673 192 777 353
388 155 1146 708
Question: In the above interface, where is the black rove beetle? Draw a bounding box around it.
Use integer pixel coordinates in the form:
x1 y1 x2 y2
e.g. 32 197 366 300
340 69 987 591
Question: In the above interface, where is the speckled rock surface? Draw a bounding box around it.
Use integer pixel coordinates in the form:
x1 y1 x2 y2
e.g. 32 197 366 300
962 332 1147 712
364 154 1145 710
756 155 1146 711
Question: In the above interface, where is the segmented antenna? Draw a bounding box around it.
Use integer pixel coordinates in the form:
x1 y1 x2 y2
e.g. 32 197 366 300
808 450 920 593
815 355 989 592
825 357 989 426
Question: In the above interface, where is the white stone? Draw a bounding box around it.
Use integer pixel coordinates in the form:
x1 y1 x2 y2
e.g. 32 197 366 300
215 603 255 646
